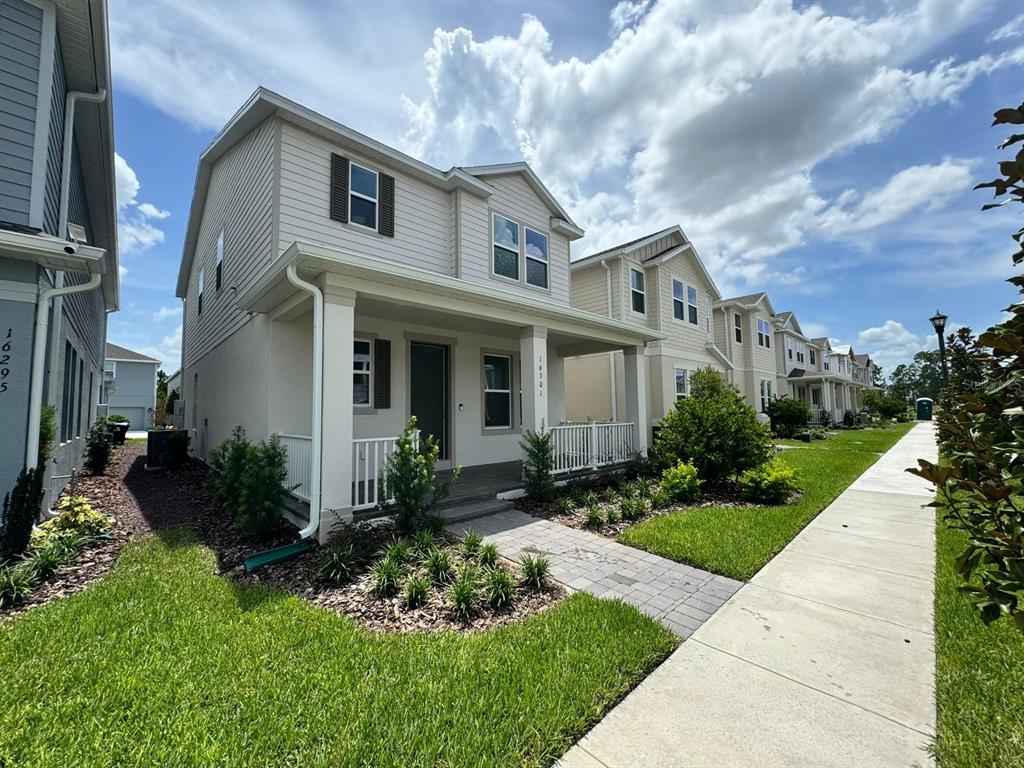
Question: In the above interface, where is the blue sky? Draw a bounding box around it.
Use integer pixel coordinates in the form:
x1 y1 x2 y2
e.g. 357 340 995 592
106 0 1024 374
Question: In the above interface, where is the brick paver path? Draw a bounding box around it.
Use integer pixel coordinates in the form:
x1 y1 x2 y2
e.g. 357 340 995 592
448 510 742 638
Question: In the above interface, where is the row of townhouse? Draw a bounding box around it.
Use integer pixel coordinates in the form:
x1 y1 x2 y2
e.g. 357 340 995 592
174 88 878 543
564 234 881 430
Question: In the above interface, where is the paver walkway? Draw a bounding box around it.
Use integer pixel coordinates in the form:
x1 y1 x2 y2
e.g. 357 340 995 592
448 512 742 637
557 422 938 768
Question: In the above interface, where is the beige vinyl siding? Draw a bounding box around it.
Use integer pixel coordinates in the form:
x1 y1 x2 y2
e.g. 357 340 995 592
459 173 571 304
657 254 714 355
749 312 776 374
277 121 451 273
570 263 610 316
183 118 275 369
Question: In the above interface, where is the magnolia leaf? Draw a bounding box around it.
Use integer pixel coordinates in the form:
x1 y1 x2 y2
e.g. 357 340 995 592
1002 133 1024 149
994 107 1024 126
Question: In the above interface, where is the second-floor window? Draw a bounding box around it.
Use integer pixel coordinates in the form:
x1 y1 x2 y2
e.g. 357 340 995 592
672 280 685 321
734 313 742 343
796 341 805 364
810 348 816 366
687 285 698 324
630 269 645 314
786 336 793 359
197 269 204 315
349 163 379 230
525 227 548 289
757 318 771 348
492 213 520 281
215 230 224 290
353 339 372 405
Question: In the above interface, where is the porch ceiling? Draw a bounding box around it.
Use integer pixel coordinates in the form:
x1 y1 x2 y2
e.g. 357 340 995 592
239 241 665 354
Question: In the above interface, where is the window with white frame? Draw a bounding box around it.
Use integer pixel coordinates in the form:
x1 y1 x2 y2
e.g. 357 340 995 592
492 213 519 281
810 348 816 366
197 269 204 315
524 227 548 288
672 280 685 321
674 368 689 400
786 336 793 359
759 378 773 412
349 163 379 229
630 268 645 314
483 354 513 429
824 356 830 371
215 230 224 290
353 339 371 405
687 285 699 325
734 313 742 343
758 318 771 348
796 341 806 364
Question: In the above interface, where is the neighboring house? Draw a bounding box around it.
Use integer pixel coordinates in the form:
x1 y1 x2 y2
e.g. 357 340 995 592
564 226 729 427
713 292 779 413
103 343 159 429
175 88 660 542
0 0 118 507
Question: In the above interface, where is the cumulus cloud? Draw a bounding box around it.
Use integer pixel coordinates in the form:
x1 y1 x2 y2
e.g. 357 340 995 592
609 0 652 36
134 324 182 370
989 13 1024 42
857 320 925 368
152 306 180 322
115 153 169 254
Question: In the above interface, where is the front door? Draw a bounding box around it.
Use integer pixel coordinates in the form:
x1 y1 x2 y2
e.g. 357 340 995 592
410 342 449 461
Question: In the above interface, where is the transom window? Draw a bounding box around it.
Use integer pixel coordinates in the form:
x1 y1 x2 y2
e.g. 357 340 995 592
492 213 520 281
687 285 698 325
353 339 372 405
525 227 548 288
483 354 513 429
630 268 645 314
349 163 379 230
675 368 689 400
757 318 771 348
672 280 685 321
734 313 742 343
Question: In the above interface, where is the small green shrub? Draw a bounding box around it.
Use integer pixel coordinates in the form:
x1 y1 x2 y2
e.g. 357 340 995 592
660 461 701 503
106 414 129 424
633 477 656 500
566 480 587 504
620 496 647 521
520 426 556 502
386 418 461 533
368 556 403 596
423 548 453 584
236 435 288 539
603 486 622 503
403 574 431 608
462 530 483 559
84 420 114 474
484 568 517 609
764 396 811 439
315 543 358 584
649 489 670 509
582 491 600 508
739 457 799 505
411 530 436 557
842 409 856 428
38 404 57 467
2 467 43 560
51 496 112 537
584 504 603 528
520 554 550 590
207 426 252 516
20 535 82 582
478 542 499 568
448 567 479 618
605 505 620 524
0 564 34 608
557 497 574 516
379 537 413 564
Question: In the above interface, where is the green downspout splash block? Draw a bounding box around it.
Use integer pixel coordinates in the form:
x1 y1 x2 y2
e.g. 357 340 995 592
243 540 313 573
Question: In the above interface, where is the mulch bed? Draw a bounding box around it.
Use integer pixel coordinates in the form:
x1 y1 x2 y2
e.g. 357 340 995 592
3 444 565 634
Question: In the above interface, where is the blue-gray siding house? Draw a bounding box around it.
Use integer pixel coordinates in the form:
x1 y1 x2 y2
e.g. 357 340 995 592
0 0 118 509
103 343 159 430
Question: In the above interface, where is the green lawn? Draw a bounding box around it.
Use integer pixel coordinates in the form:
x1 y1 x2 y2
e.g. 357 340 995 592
934 512 1024 765
0 529 675 768
618 423 915 580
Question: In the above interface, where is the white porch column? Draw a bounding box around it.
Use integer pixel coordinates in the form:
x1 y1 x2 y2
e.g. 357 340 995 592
623 345 649 455
547 339 565 427
519 326 548 433
318 276 356 542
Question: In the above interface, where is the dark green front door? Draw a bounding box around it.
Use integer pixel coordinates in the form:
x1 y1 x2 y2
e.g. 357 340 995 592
410 342 448 459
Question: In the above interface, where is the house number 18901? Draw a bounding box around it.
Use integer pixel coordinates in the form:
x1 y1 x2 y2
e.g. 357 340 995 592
1 328 12 394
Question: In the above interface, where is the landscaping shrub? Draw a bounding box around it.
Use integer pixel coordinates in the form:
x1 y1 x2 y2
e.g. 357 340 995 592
84 420 114 474
584 504 603 527
738 457 799 505
654 367 773 484
448 567 479 618
20 534 83 582
605 505 620 524
423 548 453 584
660 461 701 503
484 568 517 609
0 563 33 608
461 530 483 559
315 543 358 584
478 542 499 568
235 435 289 538
864 390 909 421
379 537 413 565
582 490 600 508
386 417 461 533
50 496 112 537
557 497 574 516
1 467 42 560
411 530 436 557
38 404 57 467
842 409 856 428
620 496 647 521
764 396 811 438
207 426 252 515
368 556 402 596
162 430 190 470
521 425 556 502
520 554 550 590
403 574 431 608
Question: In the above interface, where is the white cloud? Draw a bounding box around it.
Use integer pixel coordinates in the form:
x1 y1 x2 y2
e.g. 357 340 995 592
610 0 652 36
133 324 182 370
152 306 179 322
857 320 925 369
118 264 127 279
401 1 1021 294
114 153 168 254
801 321 828 339
990 13 1024 42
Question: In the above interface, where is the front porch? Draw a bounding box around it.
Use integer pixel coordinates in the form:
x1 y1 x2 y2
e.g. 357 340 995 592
240 242 662 540
789 374 858 425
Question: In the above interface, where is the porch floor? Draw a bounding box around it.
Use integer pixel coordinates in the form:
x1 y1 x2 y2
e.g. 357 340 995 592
438 460 523 507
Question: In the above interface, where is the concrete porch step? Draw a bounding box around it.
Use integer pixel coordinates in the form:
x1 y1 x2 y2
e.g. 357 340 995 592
438 499 514 524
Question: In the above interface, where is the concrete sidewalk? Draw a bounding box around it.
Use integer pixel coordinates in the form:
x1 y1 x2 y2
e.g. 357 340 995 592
559 423 938 768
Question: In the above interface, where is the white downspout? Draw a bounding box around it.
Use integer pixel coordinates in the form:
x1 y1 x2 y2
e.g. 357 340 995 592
286 264 323 539
58 88 107 240
601 258 618 420
26 272 102 468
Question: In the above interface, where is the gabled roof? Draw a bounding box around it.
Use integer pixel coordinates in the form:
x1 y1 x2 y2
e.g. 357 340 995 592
810 336 831 349
853 353 871 364
177 89 581 297
105 343 159 364
570 225 722 299
773 311 807 338
715 291 776 315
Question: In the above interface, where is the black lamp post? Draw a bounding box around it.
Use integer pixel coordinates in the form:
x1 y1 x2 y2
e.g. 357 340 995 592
930 310 949 386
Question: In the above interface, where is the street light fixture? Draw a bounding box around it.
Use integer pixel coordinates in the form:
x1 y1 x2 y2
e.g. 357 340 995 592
930 310 949 386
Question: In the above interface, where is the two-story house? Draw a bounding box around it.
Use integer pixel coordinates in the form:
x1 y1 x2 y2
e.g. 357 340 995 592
713 292 779 413
103 343 159 430
563 226 730 429
176 88 660 542
0 0 118 508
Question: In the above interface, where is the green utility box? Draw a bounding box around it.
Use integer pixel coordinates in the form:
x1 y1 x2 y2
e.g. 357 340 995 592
915 398 933 421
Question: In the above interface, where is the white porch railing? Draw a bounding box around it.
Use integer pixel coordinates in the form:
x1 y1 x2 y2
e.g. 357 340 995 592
808 408 827 425
352 434 410 511
550 422 636 475
279 434 313 501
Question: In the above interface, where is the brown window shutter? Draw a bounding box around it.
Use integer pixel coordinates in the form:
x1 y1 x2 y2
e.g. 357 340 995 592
378 173 395 237
330 154 349 223
374 339 391 409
